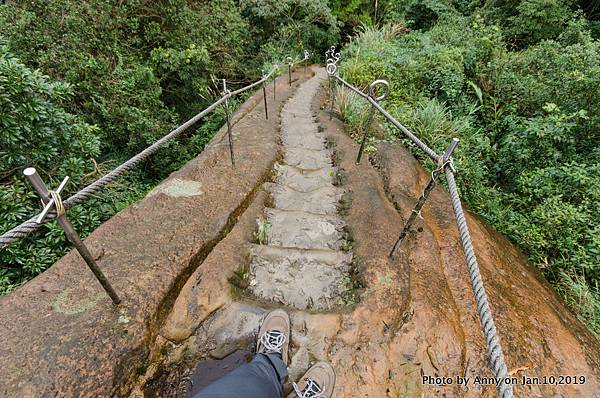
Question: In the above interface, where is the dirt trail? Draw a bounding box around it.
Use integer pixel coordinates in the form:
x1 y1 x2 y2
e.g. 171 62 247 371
138 66 600 398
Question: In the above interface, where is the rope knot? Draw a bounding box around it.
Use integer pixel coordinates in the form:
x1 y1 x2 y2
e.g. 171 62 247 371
48 190 65 217
431 157 456 181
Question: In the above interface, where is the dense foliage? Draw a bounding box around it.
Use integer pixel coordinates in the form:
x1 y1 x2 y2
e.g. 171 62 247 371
337 1 600 337
0 0 339 293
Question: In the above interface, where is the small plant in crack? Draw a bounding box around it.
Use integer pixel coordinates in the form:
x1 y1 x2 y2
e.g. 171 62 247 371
332 169 347 186
340 255 366 306
338 192 353 216
254 217 271 245
325 135 336 148
365 138 378 156
341 225 354 251
229 264 250 291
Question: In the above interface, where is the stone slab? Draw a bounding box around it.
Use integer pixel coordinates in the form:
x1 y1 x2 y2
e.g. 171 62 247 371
264 183 343 215
274 164 335 192
284 147 332 170
248 245 351 310
265 208 346 250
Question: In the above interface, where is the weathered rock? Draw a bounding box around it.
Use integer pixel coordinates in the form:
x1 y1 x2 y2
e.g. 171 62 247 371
265 208 346 250
207 304 265 360
248 245 351 310
264 183 343 215
274 164 335 192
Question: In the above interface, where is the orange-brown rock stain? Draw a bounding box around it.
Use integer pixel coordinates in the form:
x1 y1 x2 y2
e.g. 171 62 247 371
135 69 600 398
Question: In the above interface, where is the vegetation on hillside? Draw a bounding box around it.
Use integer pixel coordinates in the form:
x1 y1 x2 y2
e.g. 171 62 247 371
0 0 339 293
335 1 600 337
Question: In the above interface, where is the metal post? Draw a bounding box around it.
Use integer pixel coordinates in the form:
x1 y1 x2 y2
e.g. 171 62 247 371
328 76 334 120
356 106 375 163
287 56 292 87
389 138 459 258
23 168 121 305
304 49 309 76
356 79 390 163
262 71 268 120
325 48 338 121
262 82 268 120
222 79 235 167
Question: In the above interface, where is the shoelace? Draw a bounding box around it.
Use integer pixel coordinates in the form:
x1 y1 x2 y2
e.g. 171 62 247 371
293 378 325 398
259 330 286 354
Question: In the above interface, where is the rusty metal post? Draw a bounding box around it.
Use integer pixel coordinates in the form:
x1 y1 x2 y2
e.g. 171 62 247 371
222 79 235 167
23 168 121 305
287 57 292 86
356 79 390 163
356 106 375 164
273 71 277 100
262 82 268 120
389 138 459 258
262 71 268 120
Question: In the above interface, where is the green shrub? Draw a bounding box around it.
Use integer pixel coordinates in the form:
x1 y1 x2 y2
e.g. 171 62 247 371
0 46 100 181
507 0 576 46
338 16 600 337
0 0 339 293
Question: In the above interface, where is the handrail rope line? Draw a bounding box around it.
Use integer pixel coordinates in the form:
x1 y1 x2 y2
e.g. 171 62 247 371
327 48 512 398
0 54 303 249
445 167 513 398
334 76 439 162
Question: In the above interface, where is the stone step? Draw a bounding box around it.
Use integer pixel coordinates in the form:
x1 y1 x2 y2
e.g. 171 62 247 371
284 147 332 170
248 244 352 310
265 208 346 250
274 164 335 192
264 183 343 215
281 132 325 150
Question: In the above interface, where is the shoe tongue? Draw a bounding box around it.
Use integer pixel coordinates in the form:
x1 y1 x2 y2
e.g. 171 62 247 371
262 330 285 353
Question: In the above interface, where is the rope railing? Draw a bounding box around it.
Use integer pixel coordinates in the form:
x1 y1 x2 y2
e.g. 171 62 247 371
325 46 513 398
0 49 310 302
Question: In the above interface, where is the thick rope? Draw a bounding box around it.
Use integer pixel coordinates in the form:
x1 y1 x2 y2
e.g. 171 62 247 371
445 167 513 398
0 58 294 249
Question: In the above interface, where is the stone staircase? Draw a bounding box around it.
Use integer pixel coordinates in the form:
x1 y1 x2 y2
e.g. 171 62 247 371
248 69 352 311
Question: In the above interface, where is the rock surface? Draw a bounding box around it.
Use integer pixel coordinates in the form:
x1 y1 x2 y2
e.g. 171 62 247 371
0 69 309 398
2 66 600 398
148 67 600 398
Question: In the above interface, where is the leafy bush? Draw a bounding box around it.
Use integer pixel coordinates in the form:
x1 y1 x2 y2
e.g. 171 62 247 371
0 0 339 293
337 11 600 337
507 0 576 46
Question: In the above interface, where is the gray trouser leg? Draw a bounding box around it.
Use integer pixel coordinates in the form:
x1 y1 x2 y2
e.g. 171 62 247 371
192 353 288 398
